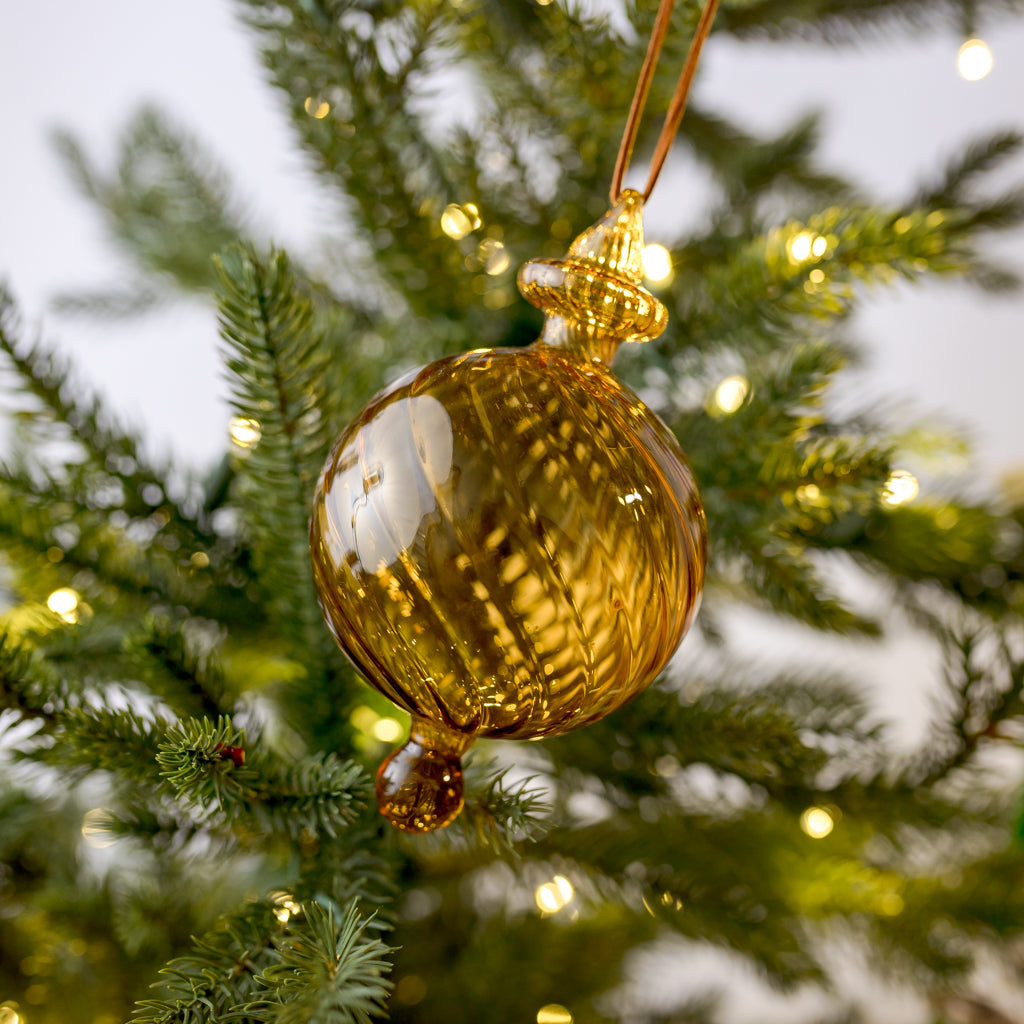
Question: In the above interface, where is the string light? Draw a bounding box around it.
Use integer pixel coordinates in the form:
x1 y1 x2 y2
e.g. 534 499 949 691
881 470 919 507
535 875 574 913
229 416 261 449
537 1006 573 1024
788 231 813 262
441 205 472 240
642 243 673 283
713 375 749 414
957 39 993 81
46 587 79 624
304 97 331 118
372 717 403 742
800 806 834 838
0 1006 23 1024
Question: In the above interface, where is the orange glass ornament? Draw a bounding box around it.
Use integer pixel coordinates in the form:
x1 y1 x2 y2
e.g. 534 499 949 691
310 190 707 833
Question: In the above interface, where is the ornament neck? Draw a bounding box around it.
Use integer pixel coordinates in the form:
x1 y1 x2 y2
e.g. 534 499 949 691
537 315 622 366
517 190 668 354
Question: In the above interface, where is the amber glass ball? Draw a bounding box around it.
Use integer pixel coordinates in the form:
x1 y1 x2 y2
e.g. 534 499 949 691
310 342 705 827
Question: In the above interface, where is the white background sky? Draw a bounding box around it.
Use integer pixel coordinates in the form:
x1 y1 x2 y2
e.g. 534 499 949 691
1 1 1023 479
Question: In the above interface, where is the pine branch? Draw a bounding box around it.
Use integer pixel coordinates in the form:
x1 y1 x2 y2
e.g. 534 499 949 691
238 900 394 1024
52 106 249 303
214 245 333 641
913 131 1024 209
122 617 233 722
414 763 552 857
240 0 470 319
156 716 370 839
545 672 876 805
132 901 281 1024
0 630 64 724
715 0 1024 44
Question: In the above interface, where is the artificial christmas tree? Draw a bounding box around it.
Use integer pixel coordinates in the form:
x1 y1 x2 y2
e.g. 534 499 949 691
3 1 1024 1022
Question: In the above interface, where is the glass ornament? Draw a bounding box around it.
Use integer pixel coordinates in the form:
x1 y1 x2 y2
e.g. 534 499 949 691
310 190 707 833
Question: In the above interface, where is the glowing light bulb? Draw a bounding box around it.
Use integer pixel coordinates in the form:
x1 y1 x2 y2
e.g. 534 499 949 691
535 875 574 913
441 204 473 240
713 375 749 414
811 235 827 258
537 1006 573 1024
47 587 79 624
0 1006 23 1024
304 97 331 118
372 717 403 743
958 39 993 81
882 470 919 507
800 806 834 838
642 243 673 283
229 416 261 449
788 231 813 263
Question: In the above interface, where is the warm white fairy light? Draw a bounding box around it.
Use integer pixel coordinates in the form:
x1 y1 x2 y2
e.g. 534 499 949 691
788 231 813 262
957 39 993 81
229 416 261 449
800 806 834 838
535 875 574 913
372 717 403 743
441 204 473 240
713 375 749 414
304 97 331 118
537 1005 573 1024
47 587 79 624
882 470 919 507
642 243 673 283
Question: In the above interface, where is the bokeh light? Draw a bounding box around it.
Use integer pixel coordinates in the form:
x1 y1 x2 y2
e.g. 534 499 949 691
535 875 574 913
800 806 834 838
372 717 403 743
229 416 261 449
304 97 331 118
47 587 79 624
882 469 919 507
537 1005 573 1024
957 39 993 80
713 375 749 414
642 243 673 283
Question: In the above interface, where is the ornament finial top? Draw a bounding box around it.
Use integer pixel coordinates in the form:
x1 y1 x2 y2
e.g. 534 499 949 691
517 189 668 348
